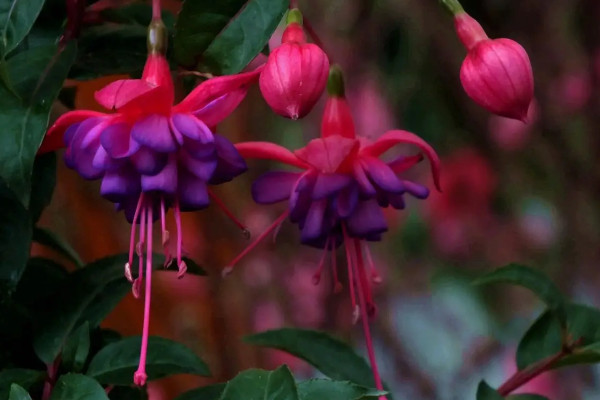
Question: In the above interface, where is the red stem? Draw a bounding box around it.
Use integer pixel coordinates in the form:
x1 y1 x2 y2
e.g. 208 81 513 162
152 0 161 20
60 0 85 45
41 358 60 400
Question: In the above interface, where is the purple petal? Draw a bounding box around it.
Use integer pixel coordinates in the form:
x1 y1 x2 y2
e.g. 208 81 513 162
92 146 124 172
345 199 388 239
100 122 139 158
130 146 168 175
141 158 177 194
100 166 141 202
301 199 327 242
252 171 299 204
183 137 216 160
312 173 353 200
352 162 376 196
67 119 106 179
131 114 177 152
180 150 217 181
403 180 430 199
171 113 214 144
208 134 247 184
334 184 359 218
64 123 81 146
388 193 406 209
289 171 316 223
177 170 210 211
362 157 405 194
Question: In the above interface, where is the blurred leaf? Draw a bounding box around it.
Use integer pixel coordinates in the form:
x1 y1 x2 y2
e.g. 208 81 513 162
517 303 600 370
474 264 565 321
297 379 387 400
29 152 56 223
173 0 247 67
62 322 90 373
174 383 226 400
476 381 502 400
508 395 549 400
218 366 297 400
107 386 148 400
0 369 44 400
8 384 31 400
32 227 83 267
245 329 377 388
202 0 288 74
0 0 45 58
100 3 174 27
0 42 76 207
49 374 109 400
87 336 210 385
14 257 67 311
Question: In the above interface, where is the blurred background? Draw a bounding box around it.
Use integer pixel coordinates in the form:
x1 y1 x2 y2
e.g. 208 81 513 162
35 0 600 398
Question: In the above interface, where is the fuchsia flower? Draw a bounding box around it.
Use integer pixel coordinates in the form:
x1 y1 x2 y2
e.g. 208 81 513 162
259 9 329 119
227 68 441 394
454 12 534 121
41 19 261 386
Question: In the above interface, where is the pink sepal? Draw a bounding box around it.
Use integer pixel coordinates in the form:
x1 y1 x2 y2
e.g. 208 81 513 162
39 110 106 154
235 141 308 169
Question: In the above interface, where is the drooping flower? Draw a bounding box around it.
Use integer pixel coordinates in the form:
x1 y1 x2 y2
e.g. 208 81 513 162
41 18 261 386
454 12 534 121
259 8 329 119
226 67 441 395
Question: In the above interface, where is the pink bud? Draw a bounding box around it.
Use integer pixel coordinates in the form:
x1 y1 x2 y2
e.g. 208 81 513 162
455 13 534 121
259 23 329 119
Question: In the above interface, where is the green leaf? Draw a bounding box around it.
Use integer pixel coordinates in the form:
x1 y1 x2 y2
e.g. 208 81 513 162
0 41 76 207
62 321 91 373
516 310 561 370
14 257 67 310
0 0 46 57
9 384 31 400
245 329 377 388
508 395 549 400
29 152 56 223
475 381 502 400
107 386 148 400
32 227 83 267
0 369 44 400
87 335 210 385
218 366 298 400
474 264 565 321
49 374 109 400
174 384 226 400
173 0 247 67
297 379 387 400
202 0 288 74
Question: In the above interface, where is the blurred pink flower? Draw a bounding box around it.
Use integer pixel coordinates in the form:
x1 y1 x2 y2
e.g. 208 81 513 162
347 76 395 140
550 70 591 113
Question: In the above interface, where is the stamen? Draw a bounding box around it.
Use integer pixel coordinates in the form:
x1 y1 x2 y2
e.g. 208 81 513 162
331 242 343 293
127 194 145 280
174 200 186 278
342 224 358 322
223 210 290 277
355 240 377 318
351 243 385 397
124 263 133 283
208 189 251 239
134 205 154 386
160 197 172 267
363 243 383 284
313 237 330 285
133 201 147 299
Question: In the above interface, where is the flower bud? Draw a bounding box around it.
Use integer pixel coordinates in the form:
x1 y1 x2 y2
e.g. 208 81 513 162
455 12 534 121
259 10 329 119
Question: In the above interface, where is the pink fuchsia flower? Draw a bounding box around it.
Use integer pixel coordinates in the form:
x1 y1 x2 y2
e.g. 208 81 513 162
454 12 534 121
259 8 329 119
227 67 441 395
41 18 261 386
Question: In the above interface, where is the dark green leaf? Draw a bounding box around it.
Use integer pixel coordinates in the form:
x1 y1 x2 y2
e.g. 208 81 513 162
0 42 76 206
32 227 83 267
297 379 387 400
245 329 376 388
174 383 226 400
0 369 44 400
29 152 56 223
62 322 91 373
14 257 67 310
202 0 288 74
9 384 31 400
0 0 46 57
508 395 549 400
49 374 109 400
218 366 298 400
108 386 148 400
87 336 210 385
474 264 565 321
100 4 174 27
173 0 247 67
475 381 502 400
516 311 561 370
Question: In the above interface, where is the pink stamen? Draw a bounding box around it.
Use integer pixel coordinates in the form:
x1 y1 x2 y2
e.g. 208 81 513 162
331 242 342 293
363 243 382 284
352 243 385 397
174 200 186 278
160 197 172 267
126 195 145 282
134 206 153 386
342 224 358 322
313 237 330 285
208 189 251 239
223 210 290 276
133 201 147 299
355 240 377 318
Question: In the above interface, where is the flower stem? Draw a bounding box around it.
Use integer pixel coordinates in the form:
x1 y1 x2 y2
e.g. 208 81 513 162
439 0 464 15
152 0 161 20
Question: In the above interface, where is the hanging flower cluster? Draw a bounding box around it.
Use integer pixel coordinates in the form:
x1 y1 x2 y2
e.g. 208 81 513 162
40 0 534 395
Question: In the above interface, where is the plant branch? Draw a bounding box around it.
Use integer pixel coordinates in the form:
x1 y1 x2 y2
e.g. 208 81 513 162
438 0 464 15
